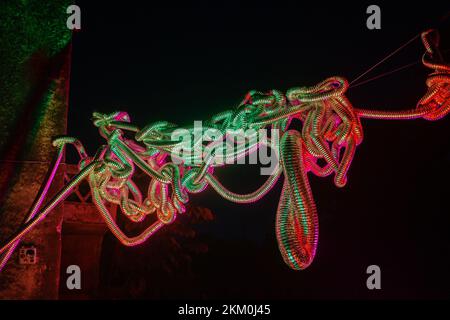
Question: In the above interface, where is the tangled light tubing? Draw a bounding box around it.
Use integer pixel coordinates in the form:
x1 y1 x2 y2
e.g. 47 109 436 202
0 30 449 271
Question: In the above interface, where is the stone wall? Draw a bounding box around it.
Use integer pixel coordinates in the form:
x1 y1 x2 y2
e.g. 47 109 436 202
0 1 72 299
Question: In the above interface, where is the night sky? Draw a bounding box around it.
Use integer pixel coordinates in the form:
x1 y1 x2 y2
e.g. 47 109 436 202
68 1 450 299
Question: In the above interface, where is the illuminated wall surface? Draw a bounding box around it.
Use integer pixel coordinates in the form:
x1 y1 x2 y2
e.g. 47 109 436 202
0 2 449 300
0 1 72 298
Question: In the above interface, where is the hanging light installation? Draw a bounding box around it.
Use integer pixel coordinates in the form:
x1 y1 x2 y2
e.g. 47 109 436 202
0 29 449 271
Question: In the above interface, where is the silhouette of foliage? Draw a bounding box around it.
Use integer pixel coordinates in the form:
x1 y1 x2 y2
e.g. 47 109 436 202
98 205 214 299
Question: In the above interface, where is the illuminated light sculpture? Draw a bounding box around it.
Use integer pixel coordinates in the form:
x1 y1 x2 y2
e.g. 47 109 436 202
0 29 449 271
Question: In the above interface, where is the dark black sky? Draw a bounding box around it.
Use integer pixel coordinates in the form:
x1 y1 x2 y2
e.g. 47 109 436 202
68 1 450 299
